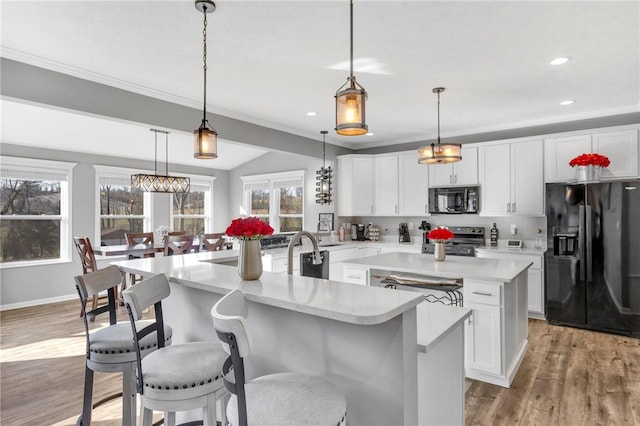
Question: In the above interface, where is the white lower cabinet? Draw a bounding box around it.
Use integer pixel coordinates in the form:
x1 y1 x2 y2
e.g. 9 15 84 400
342 266 369 285
475 250 545 319
465 301 501 375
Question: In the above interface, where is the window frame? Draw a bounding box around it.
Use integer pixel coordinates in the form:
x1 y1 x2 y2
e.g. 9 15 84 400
241 170 305 233
0 156 75 268
94 165 152 247
169 174 216 234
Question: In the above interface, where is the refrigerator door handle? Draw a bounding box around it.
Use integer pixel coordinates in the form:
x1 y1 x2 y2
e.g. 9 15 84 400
585 205 593 282
579 205 585 281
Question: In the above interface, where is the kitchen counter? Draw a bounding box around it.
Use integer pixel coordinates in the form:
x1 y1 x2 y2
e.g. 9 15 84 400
112 251 422 425
343 252 532 282
476 244 546 256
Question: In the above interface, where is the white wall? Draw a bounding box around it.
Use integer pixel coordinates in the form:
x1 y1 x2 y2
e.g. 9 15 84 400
0 143 229 308
229 151 336 233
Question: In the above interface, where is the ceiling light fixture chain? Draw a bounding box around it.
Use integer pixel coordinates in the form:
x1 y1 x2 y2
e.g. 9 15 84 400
417 87 462 165
193 0 218 159
335 0 368 136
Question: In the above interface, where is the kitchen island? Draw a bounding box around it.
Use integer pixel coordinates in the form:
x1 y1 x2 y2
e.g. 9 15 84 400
341 252 532 387
113 251 424 425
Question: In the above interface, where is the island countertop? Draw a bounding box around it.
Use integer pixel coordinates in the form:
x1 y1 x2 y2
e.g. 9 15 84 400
111 251 423 326
343 252 532 282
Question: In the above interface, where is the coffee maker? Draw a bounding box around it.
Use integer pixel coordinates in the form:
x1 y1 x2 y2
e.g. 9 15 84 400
352 224 366 241
419 221 431 243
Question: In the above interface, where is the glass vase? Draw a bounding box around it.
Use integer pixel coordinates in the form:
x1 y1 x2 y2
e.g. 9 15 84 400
434 242 446 262
238 239 263 280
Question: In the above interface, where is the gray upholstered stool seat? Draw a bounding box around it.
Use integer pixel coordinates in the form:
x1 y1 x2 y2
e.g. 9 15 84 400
88 320 172 364
140 342 228 401
226 372 347 426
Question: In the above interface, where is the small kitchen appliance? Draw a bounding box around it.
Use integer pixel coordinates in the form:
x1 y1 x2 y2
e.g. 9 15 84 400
355 224 366 241
428 186 479 214
421 225 485 257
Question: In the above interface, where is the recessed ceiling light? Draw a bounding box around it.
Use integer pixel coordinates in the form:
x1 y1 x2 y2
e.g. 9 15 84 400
560 100 574 106
366 132 374 136
550 57 570 66
306 111 318 116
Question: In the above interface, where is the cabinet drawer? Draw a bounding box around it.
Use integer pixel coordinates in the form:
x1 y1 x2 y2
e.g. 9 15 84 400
343 267 368 285
465 280 501 305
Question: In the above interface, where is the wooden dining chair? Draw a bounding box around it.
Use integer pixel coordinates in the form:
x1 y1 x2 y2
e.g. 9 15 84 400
201 233 225 252
73 237 101 320
124 232 155 285
167 230 186 236
164 234 195 256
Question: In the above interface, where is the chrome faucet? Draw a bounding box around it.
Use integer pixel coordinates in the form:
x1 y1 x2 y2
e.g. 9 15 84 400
287 231 322 275
316 219 330 243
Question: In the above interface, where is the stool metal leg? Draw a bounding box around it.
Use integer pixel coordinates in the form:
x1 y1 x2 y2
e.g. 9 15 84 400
81 366 94 426
122 362 136 426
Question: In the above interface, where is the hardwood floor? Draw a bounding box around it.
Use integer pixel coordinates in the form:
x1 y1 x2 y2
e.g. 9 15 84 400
1 301 639 425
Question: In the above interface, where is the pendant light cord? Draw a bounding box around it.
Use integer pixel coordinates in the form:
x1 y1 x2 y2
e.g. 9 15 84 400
153 129 158 174
437 90 441 145
202 5 209 124
349 0 354 79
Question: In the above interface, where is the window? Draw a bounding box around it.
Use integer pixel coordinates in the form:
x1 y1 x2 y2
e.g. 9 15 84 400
95 166 150 246
170 177 215 234
242 171 304 233
0 156 75 265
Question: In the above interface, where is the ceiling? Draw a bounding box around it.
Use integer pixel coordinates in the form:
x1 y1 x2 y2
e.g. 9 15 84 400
1 1 639 164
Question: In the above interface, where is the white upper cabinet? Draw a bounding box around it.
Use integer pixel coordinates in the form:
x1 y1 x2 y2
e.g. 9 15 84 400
398 153 429 216
374 155 400 216
479 139 544 216
337 155 374 217
428 146 478 187
544 127 639 182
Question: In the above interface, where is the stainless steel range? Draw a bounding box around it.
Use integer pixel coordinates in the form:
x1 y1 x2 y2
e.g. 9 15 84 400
259 234 301 250
421 225 485 257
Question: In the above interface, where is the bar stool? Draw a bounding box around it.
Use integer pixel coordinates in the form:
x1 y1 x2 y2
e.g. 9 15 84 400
122 273 228 426
211 290 347 426
74 265 172 426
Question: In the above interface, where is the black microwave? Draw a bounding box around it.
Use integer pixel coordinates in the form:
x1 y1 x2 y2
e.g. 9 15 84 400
428 186 479 214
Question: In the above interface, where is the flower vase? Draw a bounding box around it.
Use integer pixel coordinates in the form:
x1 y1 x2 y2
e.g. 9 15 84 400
434 242 446 262
576 165 602 183
238 239 263 280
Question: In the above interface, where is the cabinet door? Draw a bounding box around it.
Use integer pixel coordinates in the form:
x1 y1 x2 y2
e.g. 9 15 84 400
465 303 502 375
527 268 544 315
544 135 592 182
428 163 453 187
479 143 511 216
352 157 375 215
342 266 369 285
399 153 429 215
511 140 544 216
453 146 478 186
592 129 639 179
374 155 399 216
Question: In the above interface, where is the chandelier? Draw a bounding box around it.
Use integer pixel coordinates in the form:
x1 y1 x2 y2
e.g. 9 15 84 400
316 130 333 204
418 87 462 164
131 129 190 193
193 0 218 159
335 0 368 136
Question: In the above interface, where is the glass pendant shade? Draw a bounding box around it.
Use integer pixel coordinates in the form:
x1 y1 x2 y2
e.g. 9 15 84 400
194 125 218 159
417 143 462 164
336 81 368 136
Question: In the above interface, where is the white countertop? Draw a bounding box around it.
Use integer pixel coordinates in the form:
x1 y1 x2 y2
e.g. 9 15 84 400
343 252 532 282
476 244 546 256
416 303 471 353
112 251 423 326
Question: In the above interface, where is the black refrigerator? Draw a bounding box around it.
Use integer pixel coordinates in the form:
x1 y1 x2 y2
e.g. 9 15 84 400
545 180 640 337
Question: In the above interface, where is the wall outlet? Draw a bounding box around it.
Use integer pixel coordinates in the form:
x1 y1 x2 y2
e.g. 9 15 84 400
510 224 517 235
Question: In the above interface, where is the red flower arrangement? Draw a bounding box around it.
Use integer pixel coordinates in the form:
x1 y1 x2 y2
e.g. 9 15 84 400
569 153 610 168
427 227 455 243
225 217 274 240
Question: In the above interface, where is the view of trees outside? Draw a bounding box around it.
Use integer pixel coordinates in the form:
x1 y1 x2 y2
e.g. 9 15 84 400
279 186 303 232
172 190 206 235
100 184 144 245
250 189 270 215
0 179 61 263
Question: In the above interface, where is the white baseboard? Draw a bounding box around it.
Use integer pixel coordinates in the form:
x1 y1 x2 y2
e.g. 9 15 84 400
0 293 77 311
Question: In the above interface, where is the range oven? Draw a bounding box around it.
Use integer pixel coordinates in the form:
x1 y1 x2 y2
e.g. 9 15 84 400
421 225 485 257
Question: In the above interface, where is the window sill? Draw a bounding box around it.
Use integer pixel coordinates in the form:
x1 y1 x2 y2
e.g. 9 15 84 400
0 258 74 270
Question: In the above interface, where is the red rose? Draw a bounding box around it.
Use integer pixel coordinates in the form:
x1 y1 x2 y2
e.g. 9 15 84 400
427 227 455 242
225 217 274 240
569 153 610 168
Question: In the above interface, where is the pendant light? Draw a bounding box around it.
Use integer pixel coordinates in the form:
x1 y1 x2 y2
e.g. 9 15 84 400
335 0 368 136
131 129 190 193
194 0 218 159
418 87 462 164
316 130 333 204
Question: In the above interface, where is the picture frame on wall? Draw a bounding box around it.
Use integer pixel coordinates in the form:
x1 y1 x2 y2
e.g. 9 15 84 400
318 213 334 232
